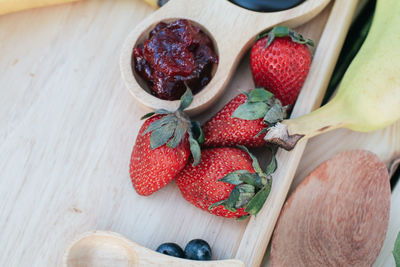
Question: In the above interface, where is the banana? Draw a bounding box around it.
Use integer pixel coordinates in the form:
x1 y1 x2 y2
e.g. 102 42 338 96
142 0 169 9
0 0 80 15
265 0 400 150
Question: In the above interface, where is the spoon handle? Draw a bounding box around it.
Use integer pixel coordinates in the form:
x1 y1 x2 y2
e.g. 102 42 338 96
64 231 245 267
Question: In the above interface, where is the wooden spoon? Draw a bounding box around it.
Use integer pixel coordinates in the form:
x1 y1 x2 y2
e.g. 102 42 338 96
64 231 244 267
120 0 331 115
270 150 391 267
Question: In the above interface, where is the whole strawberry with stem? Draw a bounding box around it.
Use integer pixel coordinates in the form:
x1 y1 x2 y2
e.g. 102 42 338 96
202 88 287 148
129 88 203 196
176 146 277 219
250 26 313 107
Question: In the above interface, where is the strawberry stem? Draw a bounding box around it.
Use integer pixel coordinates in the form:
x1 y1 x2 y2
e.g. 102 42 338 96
255 26 314 49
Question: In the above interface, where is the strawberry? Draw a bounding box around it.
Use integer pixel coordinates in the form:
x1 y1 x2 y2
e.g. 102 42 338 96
250 26 313 107
202 88 287 147
176 146 276 219
129 89 203 196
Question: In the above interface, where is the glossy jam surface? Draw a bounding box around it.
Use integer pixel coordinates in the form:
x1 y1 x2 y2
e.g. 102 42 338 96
133 19 218 100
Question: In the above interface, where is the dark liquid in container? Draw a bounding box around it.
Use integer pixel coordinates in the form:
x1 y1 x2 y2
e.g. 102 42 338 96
228 0 306 12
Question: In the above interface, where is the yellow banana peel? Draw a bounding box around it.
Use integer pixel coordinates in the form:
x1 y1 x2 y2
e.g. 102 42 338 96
0 0 80 16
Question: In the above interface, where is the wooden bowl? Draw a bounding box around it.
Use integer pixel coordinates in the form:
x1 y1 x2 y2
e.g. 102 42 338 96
120 0 330 115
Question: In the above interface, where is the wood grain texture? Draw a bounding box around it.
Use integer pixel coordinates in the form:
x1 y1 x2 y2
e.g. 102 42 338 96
293 123 400 191
271 150 391 267
0 0 357 266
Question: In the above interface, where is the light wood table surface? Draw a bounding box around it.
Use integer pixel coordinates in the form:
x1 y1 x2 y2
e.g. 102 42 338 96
2 1 396 266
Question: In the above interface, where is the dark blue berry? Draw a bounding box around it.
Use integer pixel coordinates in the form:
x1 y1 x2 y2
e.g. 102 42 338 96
156 243 185 258
184 239 212 261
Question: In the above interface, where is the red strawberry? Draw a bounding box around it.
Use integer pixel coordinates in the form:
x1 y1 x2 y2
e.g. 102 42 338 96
176 146 275 219
129 89 203 196
250 26 313 107
203 88 286 148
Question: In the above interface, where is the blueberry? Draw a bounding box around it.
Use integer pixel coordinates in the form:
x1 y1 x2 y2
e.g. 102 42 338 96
156 243 185 258
184 239 212 261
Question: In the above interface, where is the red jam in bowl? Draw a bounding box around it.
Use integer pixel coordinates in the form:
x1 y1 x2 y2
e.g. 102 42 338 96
132 19 218 100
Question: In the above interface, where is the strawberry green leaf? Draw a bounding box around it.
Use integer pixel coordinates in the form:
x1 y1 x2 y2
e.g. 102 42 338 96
394 231 400 267
234 184 256 208
263 101 285 125
232 102 268 120
141 112 155 120
255 128 269 138
219 170 251 185
289 31 314 47
144 115 175 134
237 183 255 193
247 88 273 103
236 215 250 221
209 199 226 211
154 108 171 115
191 121 205 145
225 184 255 211
239 173 264 189
178 87 193 111
149 121 177 150
245 184 271 215
266 150 277 175
237 145 263 175
236 192 255 208
271 26 290 37
188 135 201 166
167 121 185 148
225 187 240 212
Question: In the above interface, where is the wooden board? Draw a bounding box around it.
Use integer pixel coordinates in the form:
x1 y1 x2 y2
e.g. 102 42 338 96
375 177 400 267
0 0 360 266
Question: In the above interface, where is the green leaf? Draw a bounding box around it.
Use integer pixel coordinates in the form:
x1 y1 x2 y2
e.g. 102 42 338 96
234 184 256 208
178 87 193 111
232 102 268 120
209 199 226 211
289 31 314 47
239 173 264 189
144 115 175 134
235 192 255 208
219 170 250 185
167 121 185 148
141 112 155 120
236 215 250 221
237 183 256 193
189 135 201 166
263 102 285 125
266 151 277 175
237 145 263 175
394 231 400 267
154 109 171 115
245 184 271 215
191 121 205 145
225 184 254 211
255 127 269 138
225 187 240 212
149 121 176 150
272 26 290 37
247 88 273 103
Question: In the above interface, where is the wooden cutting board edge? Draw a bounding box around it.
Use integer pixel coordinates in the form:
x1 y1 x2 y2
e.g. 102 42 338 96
235 0 360 266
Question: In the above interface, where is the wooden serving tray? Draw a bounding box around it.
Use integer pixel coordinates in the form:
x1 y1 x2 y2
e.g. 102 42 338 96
0 0 360 266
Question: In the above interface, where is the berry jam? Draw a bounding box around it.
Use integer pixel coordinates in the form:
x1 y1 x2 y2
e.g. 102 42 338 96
132 19 218 100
